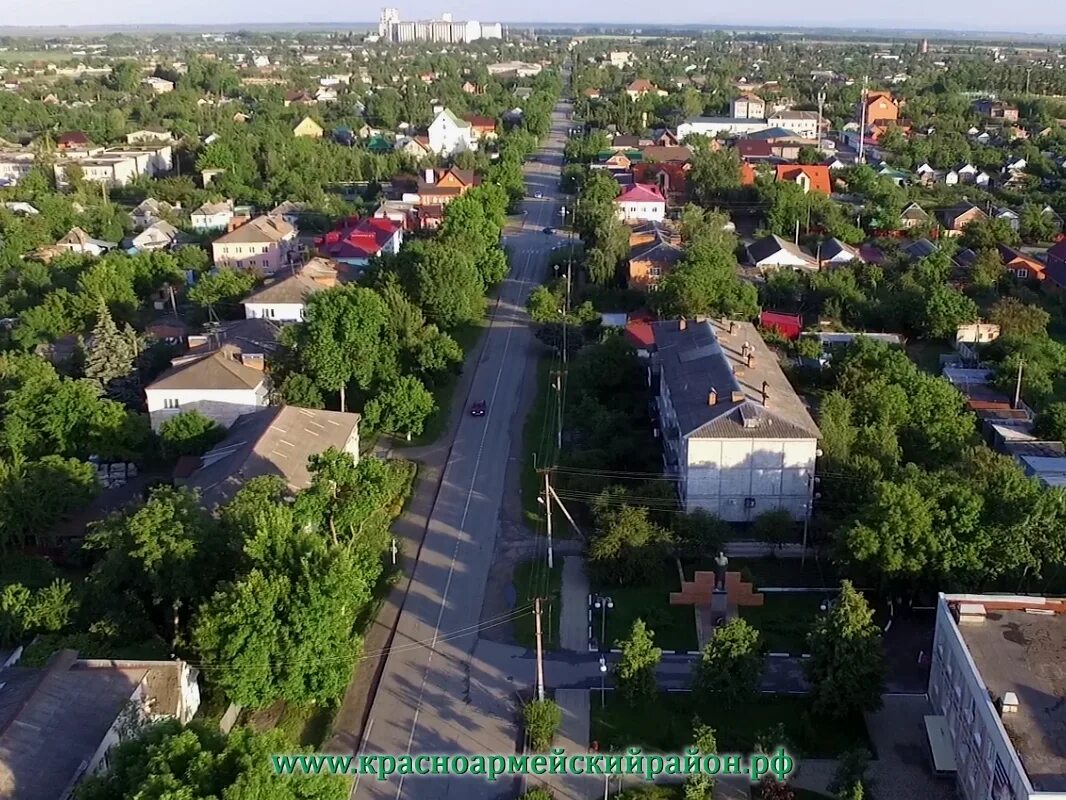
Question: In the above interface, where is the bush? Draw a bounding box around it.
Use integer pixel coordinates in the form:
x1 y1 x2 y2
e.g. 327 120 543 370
752 509 796 548
158 411 227 460
519 790 555 800
523 698 562 750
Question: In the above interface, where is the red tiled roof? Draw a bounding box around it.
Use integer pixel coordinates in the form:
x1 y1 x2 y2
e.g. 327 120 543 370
57 130 89 146
317 217 399 260
615 183 666 204
737 140 773 160
462 114 496 130
740 162 756 186
774 164 832 195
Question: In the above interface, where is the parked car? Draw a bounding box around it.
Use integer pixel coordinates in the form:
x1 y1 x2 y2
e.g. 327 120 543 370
542 227 555 234
534 191 543 199
470 401 487 417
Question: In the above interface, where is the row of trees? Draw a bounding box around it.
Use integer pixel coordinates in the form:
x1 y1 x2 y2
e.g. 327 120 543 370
819 339 1066 591
272 183 511 436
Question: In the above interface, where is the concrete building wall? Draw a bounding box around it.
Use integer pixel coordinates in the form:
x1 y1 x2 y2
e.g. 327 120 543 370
244 302 305 321
146 386 268 430
928 597 1034 800
684 437 816 521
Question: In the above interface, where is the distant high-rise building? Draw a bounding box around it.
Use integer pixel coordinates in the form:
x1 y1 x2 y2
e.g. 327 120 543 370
379 7 400 38
919 38 929 55
377 7 502 43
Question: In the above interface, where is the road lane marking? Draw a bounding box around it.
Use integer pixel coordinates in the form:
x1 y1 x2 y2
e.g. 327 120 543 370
393 186 550 797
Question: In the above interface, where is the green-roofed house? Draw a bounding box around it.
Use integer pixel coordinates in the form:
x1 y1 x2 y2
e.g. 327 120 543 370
366 134 393 155
428 108 477 156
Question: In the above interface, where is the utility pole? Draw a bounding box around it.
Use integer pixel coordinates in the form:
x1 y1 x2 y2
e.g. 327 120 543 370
817 83 827 153
534 597 546 700
552 369 564 451
1014 359 1025 409
858 76 869 165
543 469 555 569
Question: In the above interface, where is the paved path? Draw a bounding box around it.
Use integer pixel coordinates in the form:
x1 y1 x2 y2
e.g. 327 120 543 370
560 557 590 652
541 690 601 800
352 103 573 800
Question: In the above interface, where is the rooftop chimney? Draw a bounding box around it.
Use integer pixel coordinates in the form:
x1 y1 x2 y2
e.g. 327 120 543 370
679 317 687 331
708 387 718 406
728 320 736 334
730 390 744 403
747 352 754 368
761 381 770 406
424 167 435 185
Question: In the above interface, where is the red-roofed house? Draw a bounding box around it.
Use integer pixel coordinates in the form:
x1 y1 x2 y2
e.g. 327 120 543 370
624 310 656 357
759 311 803 340
316 218 403 269
56 130 90 151
632 162 689 204
462 114 497 141
775 164 832 195
614 183 666 223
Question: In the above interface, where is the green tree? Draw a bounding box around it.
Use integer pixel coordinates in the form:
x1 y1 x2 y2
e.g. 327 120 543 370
587 493 673 584
1035 402 1066 444
194 503 377 708
614 618 662 704
84 301 140 400
523 698 563 750
0 579 75 646
806 582 885 718
158 411 226 461
683 718 718 800
187 267 256 316
752 509 795 549
689 147 742 203
300 286 390 412
88 486 221 645
362 375 436 437
829 748 872 800
278 373 325 408
693 617 762 707
960 217 1021 250
989 296 1050 340
0 456 98 551
76 721 347 800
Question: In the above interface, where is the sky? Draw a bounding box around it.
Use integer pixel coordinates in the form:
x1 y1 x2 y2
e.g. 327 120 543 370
5 0 1066 35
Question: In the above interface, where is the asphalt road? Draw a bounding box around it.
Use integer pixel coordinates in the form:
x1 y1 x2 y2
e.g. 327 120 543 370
353 103 572 800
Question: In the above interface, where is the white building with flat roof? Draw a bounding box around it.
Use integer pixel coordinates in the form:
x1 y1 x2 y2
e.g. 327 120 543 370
929 593 1066 800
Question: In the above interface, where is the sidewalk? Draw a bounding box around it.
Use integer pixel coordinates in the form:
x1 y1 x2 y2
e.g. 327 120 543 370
560 557 590 652
325 298 497 754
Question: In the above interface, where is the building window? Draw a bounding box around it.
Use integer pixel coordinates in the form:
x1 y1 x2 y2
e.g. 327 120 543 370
267 308 276 319
163 398 180 409
262 246 269 253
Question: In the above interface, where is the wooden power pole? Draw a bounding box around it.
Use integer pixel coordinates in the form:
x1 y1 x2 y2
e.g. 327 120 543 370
534 597 546 701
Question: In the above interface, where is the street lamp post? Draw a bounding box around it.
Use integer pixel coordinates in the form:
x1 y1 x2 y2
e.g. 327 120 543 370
593 595 614 650
599 655 608 707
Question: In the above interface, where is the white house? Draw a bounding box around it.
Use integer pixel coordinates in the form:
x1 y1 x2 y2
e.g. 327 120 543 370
129 220 180 252
55 227 117 256
427 108 477 156
190 199 235 232
653 318 821 522
766 110 822 139
677 116 770 139
130 198 178 230
613 183 666 223
142 76 174 94
994 207 1021 231
145 344 270 430
747 234 818 271
241 258 339 321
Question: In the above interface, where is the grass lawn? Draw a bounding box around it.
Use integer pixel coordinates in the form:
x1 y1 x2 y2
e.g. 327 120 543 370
404 319 488 447
591 693 871 759
512 557 562 649
592 563 697 652
275 702 338 748
905 340 953 376
521 356 557 527
683 556 840 589
740 593 827 654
